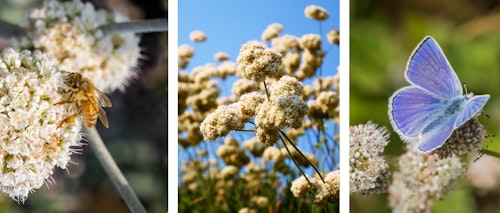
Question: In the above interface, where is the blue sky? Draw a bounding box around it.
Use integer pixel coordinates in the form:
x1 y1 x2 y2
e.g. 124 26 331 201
178 0 340 178
179 0 339 77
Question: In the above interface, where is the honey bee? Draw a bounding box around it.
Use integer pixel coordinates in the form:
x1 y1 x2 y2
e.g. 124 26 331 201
57 72 112 128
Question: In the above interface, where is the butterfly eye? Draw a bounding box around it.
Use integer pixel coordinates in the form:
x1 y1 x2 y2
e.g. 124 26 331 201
73 82 79 88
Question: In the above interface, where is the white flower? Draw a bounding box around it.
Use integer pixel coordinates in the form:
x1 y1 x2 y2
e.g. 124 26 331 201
0 48 83 203
11 0 141 93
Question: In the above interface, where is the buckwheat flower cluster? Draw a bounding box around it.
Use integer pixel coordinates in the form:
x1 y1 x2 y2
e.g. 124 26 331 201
350 122 390 195
0 48 83 203
327 29 340 46
308 91 339 120
433 117 486 158
314 170 340 206
179 44 195 69
242 137 266 157
12 0 141 93
388 151 465 212
304 5 329 21
200 103 245 141
290 170 340 206
251 196 269 208
255 76 308 146
214 52 230 62
218 165 239 180
216 137 250 167
261 23 284 42
190 30 207 42
237 41 282 82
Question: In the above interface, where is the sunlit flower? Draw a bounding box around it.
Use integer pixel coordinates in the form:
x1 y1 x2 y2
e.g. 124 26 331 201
304 5 329 21
200 103 245 141
237 41 282 82
327 29 340 45
214 51 230 61
0 48 83 203
261 23 283 41
190 30 207 42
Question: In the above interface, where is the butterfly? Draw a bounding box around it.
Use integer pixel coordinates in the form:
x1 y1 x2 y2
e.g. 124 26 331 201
388 36 490 153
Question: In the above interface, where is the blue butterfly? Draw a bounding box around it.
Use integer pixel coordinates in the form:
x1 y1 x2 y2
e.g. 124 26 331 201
388 36 490 153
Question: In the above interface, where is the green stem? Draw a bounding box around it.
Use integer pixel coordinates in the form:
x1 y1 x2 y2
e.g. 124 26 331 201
98 18 168 36
85 126 147 213
481 148 500 159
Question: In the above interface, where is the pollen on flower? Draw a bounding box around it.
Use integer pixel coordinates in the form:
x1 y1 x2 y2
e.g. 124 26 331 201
0 48 83 203
11 0 141 93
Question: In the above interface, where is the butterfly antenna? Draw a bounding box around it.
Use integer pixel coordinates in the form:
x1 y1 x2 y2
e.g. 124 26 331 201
463 83 468 94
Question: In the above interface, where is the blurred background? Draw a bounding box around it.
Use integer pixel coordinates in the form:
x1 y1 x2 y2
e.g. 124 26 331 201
350 0 500 212
0 0 167 212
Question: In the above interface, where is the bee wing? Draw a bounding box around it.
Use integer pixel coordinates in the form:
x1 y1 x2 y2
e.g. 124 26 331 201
97 106 109 128
94 88 112 107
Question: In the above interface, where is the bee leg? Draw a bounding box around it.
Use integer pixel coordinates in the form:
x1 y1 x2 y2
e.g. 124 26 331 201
57 107 82 128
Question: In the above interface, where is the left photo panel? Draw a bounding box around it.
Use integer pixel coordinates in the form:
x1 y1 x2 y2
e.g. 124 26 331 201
177 0 340 212
0 0 167 212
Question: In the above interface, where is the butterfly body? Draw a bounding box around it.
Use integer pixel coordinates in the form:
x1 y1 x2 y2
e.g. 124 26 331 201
388 36 489 153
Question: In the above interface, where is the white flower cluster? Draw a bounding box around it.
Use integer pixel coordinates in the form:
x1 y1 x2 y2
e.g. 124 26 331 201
11 0 141 93
0 48 83 203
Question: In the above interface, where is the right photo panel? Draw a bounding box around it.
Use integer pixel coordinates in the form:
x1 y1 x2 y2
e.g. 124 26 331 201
350 0 500 212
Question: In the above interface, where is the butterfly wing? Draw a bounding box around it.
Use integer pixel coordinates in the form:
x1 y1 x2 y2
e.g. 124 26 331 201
389 86 443 141
416 116 456 152
405 36 462 99
454 95 489 128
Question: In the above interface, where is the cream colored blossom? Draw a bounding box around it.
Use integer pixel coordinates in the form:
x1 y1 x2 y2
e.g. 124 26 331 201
350 122 390 195
12 0 141 93
190 30 207 42
269 75 304 98
237 41 282 82
214 52 230 61
304 5 329 21
327 29 340 45
299 34 322 51
200 103 245 141
261 23 283 41
179 44 195 59
0 48 83 203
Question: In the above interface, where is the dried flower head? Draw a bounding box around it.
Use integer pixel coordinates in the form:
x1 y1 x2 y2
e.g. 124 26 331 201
179 44 195 60
269 75 304 98
200 103 245 141
12 0 141 93
261 23 284 41
0 48 83 203
190 30 207 42
214 52 230 62
304 5 329 21
299 34 322 51
327 29 340 45
237 41 282 82
349 122 390 195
